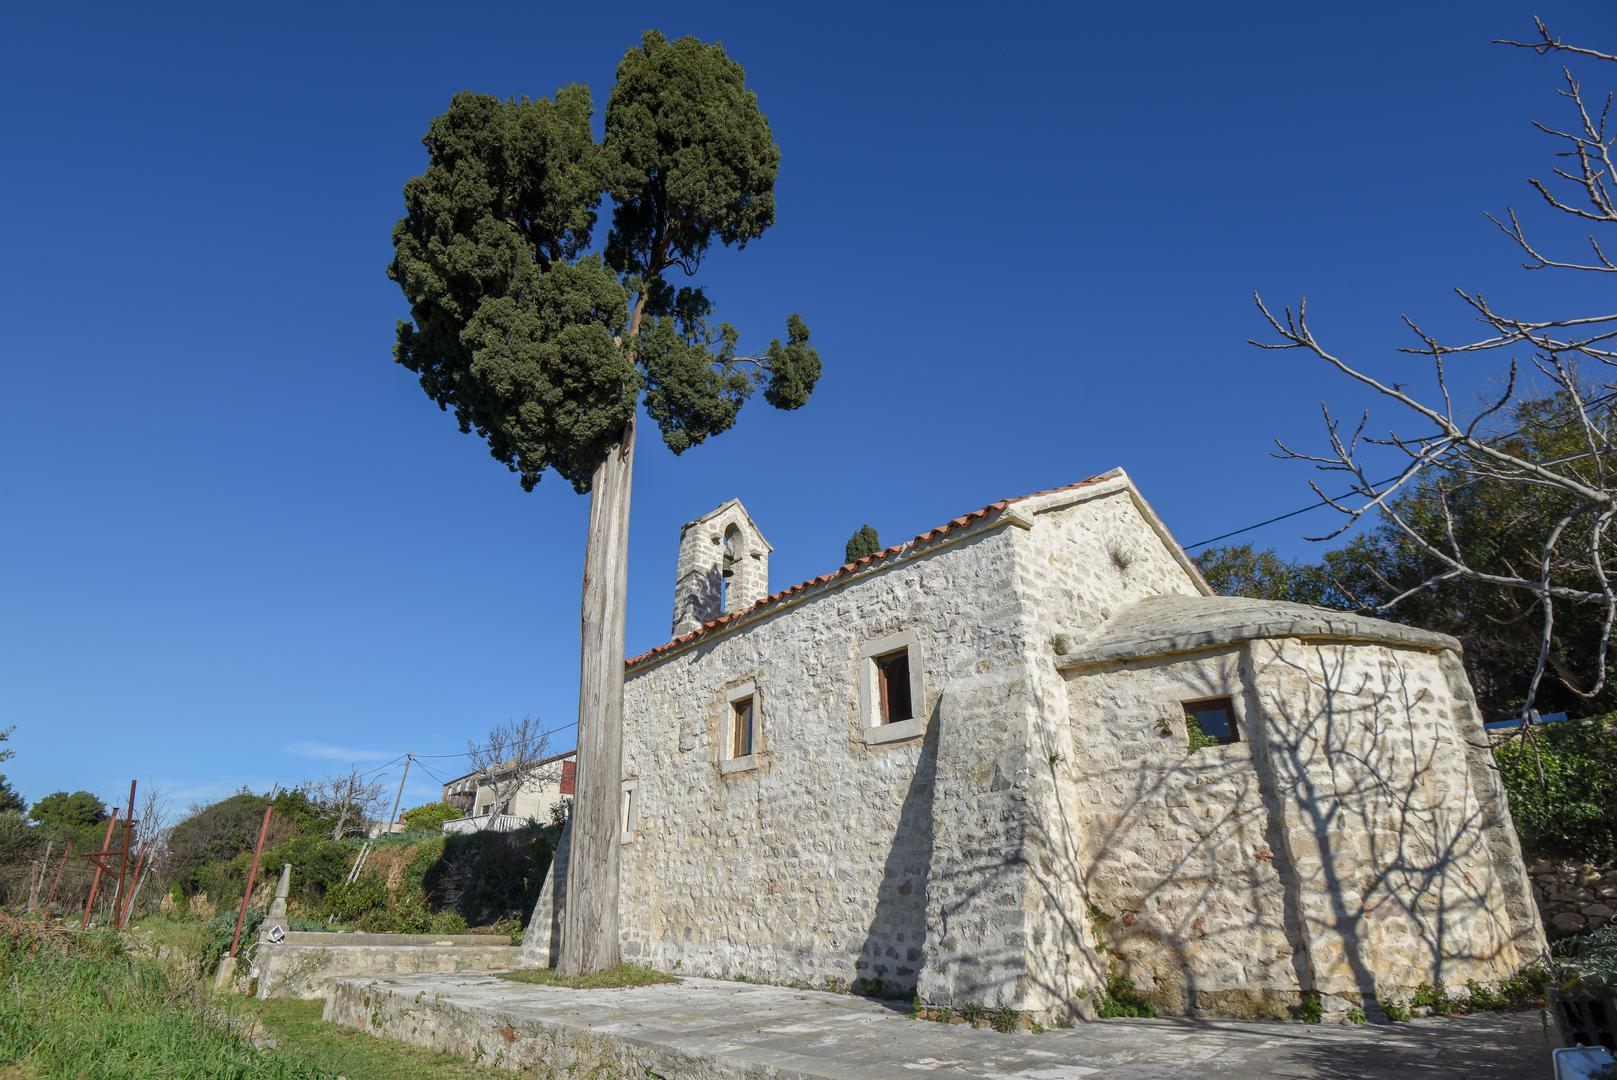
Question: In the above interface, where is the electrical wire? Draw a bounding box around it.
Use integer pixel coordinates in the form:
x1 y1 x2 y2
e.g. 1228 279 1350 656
1183 387 1617 551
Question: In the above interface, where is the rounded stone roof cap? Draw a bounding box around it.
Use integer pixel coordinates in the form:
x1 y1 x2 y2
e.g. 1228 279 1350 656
1063 593 1460 667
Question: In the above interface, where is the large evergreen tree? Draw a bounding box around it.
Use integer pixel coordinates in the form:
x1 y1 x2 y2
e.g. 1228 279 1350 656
389 32 821 972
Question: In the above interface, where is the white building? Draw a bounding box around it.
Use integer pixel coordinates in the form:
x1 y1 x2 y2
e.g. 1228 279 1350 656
523 471 1543 1022
441 750 574 835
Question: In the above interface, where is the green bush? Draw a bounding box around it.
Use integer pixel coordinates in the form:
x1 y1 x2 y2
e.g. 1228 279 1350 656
421 823 559 926
322 879 387 923
199 907 263 979
261 833 353 908
1495 715 1617 863
1093 969 1156 1018
401 803 461 832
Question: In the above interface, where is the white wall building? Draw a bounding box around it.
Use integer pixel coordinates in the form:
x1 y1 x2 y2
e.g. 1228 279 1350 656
441 750 574 834
523 470 1543 1022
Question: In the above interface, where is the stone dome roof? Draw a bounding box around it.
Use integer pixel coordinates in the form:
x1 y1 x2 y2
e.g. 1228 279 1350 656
1062 593 1460 667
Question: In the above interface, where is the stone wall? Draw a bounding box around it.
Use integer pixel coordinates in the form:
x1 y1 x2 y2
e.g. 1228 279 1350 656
256 933 519 999
520 474 1542 1023
1063 638 1541 1018
615 523 1028 1000
1529 860 1617 936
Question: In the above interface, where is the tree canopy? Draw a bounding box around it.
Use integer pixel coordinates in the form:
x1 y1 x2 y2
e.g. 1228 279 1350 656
29 790 105 832
1196 391 1617 720
389 30 820 495
844 524 881 564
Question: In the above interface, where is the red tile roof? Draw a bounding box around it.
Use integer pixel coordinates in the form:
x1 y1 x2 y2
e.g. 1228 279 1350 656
625 472 1118 668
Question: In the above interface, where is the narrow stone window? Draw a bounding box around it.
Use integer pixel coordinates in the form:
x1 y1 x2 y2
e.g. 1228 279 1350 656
730 694 755 758
1184 696 1239 747
874 648 913 725
620 779 638 843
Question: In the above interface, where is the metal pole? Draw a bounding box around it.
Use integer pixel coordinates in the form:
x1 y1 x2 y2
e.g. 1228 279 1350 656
228 805 273 958
46 842 73 907
108 779 137 920
385 752 413 836
81 808 120 929
118 844 148 928
345 840 369 884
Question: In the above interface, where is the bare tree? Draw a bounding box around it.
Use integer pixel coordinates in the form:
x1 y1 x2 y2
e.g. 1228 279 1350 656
1254 19 1617 725
306 767 387 841
466 717 552 819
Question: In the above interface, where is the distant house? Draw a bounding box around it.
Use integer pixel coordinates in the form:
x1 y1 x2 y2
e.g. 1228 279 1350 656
440 750 575 834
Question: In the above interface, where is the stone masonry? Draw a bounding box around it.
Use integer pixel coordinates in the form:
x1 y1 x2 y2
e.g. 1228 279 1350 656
523 469 1546 1022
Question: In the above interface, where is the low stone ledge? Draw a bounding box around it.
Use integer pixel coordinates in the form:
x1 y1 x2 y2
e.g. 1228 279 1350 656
255 941 520 1000
324 975 789 1078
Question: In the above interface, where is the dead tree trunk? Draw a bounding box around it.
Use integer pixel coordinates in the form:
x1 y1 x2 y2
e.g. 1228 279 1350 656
559 418 635 975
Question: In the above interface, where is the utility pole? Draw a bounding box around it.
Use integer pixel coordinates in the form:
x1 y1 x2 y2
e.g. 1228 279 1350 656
385 752 413 836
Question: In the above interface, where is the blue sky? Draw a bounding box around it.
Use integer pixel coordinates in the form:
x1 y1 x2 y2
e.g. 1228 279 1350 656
2 1 1612 814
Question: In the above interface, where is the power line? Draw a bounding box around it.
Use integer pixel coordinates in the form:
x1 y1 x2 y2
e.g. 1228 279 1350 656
1183 388 1617 552
413 718 580 762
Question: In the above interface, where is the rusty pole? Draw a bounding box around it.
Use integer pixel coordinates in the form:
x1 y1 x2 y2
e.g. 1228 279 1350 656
108 780 137 921
45 842 73 907
228 804 273 958
81 808 120 929
117 843 148 928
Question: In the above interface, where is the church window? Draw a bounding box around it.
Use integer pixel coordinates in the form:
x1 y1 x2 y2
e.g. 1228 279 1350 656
1184 696 1239 746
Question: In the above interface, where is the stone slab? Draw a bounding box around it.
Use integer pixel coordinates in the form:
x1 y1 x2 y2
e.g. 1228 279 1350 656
323 971 1556 1079
255 941 519 1000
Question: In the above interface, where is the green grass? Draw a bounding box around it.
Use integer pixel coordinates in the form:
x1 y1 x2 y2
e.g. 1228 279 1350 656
0 916 506 1079
0 923 316 1079
244 998 507 1080
496 963 679 989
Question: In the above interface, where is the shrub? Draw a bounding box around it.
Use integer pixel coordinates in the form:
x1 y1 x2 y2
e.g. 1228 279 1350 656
199 907 263 978
322 878 387 923
261 833 352 908
421 823 559 926
1494 714 1617 863
401 802 462 832
1296 991 1323 1023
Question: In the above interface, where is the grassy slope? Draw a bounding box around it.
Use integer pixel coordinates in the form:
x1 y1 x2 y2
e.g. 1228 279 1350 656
0 919 506 1079
245 999 506 1080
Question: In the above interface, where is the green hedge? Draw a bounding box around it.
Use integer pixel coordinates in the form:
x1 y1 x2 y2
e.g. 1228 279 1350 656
1495 714 1617 864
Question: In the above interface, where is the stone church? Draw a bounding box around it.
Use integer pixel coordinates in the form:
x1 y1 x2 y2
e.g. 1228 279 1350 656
523 469 1545 1021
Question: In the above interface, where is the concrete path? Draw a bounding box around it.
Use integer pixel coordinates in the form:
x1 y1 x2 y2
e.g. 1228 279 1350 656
327 972 1559 1078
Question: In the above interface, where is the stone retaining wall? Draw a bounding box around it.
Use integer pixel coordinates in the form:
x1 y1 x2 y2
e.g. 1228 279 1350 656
255 935 519 999
1529 860 1617 936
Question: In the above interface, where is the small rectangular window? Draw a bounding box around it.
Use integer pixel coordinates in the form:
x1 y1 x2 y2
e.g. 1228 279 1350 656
730 696 755 759
1184 696 1239 746
874 648 913 725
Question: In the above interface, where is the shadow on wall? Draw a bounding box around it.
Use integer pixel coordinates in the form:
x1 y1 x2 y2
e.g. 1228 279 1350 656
855 710 939 999
1049 641 1529 1019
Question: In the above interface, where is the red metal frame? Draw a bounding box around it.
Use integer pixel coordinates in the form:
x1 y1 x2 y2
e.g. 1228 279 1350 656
229 804 274 958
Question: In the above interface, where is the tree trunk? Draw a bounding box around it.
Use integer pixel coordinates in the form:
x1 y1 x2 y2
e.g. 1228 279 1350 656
559 417 636 974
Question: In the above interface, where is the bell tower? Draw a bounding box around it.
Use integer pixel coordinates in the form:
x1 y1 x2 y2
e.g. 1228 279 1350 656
671 500 771 637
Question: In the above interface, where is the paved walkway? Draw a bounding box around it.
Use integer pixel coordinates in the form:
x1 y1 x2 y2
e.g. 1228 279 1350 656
328 972 1558 1078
